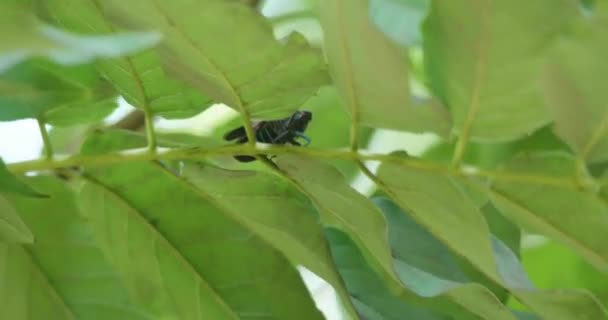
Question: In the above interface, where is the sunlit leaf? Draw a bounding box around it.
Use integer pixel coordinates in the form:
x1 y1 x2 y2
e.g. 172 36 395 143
523 241 608 304
319 0 449 135
102 0 329 119
82 161 324 320
44 0 213 119
423 0 579 141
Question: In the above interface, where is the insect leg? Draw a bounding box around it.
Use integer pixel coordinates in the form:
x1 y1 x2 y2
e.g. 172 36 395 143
287 137 301 146
293 132 311 146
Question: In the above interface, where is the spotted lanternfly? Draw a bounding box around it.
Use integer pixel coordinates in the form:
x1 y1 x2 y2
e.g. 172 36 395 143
223 110 313 162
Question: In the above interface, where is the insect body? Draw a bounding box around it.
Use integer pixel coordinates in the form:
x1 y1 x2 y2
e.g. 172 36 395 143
223 110 313 162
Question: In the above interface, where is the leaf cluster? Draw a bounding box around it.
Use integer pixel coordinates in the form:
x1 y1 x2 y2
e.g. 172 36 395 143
1 0 608 319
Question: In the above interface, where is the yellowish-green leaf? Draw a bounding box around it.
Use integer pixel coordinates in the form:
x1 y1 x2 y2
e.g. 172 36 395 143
0 245 75 320
490 153 608 272
79 180 241 319
102 0 329 119
82 161 325 320
44 0 213 119
182 162 360 319
319 0 449 135
523 241 608 308
0 194 33 243
423 0 579 141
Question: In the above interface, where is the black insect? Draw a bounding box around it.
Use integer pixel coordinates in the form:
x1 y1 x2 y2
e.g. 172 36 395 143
223 110 313 162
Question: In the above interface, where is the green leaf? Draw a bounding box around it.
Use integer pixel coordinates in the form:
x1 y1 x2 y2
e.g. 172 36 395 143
375 197 519 320
0 2 160 72
79 180 243 319
0 245 75 319
523 241 608 305
324 227 451 320
82 162 324 320
369 0 429 47
376 157 500 283
44 0 213 119
0 194 33 243
490 153 608 273
0 159 46 198
102 0 329 119
423 0 579 141
275 155 401 288
483 202 521 257
300 86 373 178
513 290 607 320
543 8 608 163
6 176 155 319
48 124 96 155
421 125 571 169
0 61 118 125
377 197 608 319
182 162 360 319
319 0 449 135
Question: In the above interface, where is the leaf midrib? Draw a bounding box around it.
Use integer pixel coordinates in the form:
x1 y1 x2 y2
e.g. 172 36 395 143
82 175 241 320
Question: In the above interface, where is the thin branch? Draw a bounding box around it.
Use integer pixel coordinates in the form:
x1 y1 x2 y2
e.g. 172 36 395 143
6 144 582 189
142 107 157 153
36 118 54 160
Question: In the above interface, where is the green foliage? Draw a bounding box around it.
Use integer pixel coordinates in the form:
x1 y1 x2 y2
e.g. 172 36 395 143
423 0 579 142
0 159 46 198
0 61 118 125
320 0 449 136
0 1 160 73
1 0 608 319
